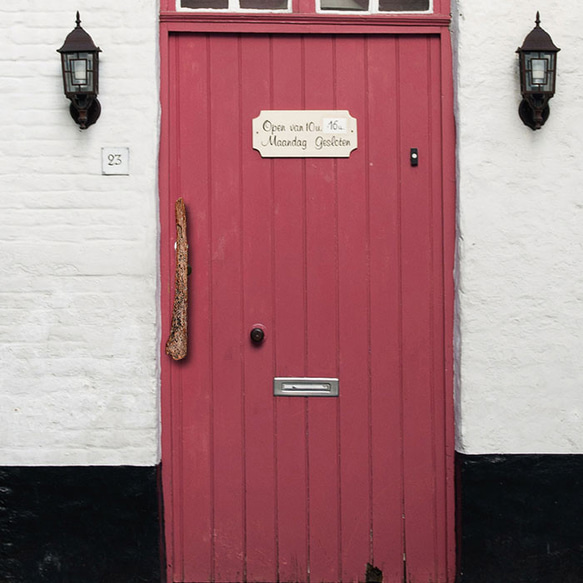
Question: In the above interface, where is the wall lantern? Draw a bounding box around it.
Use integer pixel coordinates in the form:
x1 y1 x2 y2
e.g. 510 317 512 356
516 12 560 130
57 12 101 130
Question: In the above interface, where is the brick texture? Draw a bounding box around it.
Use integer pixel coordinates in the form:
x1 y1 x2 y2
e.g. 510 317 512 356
0 1 160 465
453 0 583 454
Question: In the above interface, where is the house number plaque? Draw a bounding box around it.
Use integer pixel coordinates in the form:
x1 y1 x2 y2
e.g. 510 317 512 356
253 110 357 158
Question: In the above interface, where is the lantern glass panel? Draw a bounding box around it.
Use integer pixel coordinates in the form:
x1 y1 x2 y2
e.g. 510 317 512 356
63 52 96 94
531 59 546 84
524 52 555 93
72 59 88 84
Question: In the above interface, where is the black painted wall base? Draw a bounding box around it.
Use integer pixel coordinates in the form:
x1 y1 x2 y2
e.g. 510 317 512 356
5 457 583 583
0 466 162 583
457 453 583 583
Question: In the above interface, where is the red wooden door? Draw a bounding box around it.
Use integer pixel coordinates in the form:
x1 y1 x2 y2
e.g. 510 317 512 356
161 31 454 583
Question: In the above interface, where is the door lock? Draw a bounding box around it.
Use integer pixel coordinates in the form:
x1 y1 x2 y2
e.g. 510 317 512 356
410 148 419 167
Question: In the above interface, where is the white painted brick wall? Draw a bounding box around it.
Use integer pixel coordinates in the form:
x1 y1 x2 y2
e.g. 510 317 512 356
7 0 581 464
454 1 583 453
0 1 160 465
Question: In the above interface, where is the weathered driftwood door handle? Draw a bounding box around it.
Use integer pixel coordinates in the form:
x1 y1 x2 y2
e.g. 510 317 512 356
165 197 188 360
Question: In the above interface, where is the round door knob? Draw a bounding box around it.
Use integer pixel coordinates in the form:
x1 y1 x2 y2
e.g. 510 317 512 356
250 327 265 344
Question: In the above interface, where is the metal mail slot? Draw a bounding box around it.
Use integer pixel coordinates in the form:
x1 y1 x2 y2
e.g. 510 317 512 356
274 377 339 397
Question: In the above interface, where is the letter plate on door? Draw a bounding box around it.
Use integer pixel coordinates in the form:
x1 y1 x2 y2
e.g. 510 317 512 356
274 377 339 397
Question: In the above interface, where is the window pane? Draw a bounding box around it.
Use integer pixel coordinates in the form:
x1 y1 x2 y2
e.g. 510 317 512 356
240 0 288 8
320 0 368 11
378 0 429 10
181 0 229 8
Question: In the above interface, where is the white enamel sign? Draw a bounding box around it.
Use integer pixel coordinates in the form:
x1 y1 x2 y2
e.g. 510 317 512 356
101 147 130 175
253 110 357 158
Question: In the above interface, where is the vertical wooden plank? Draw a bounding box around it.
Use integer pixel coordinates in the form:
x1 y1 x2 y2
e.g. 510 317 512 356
366 35 406 583
175 33 216 583
303 35 341 583
425 34 448 583
440 27 458 583
240 34 278 583
271 34 309 583
418 33 456 583
161 29 181 583
208 34 245 583
398 35 443 582
334 34 372 583
400 33 434 581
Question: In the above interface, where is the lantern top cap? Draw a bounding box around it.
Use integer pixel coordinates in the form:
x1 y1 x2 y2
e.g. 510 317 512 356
57 12 101 54
517 11 560 54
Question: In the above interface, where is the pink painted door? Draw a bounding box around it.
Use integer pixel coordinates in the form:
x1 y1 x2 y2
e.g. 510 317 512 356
162 31 455 583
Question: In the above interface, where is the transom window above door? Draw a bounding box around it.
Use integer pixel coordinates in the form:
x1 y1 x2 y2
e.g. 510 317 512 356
321 0 429 11
178 0 431 12
179 0 289 10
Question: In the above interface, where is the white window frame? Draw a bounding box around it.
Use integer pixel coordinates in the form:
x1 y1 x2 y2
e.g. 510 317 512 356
176 0 432 13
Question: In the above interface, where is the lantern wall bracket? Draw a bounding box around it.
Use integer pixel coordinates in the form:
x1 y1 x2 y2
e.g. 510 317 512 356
518 99 549 131
68 96 101 130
